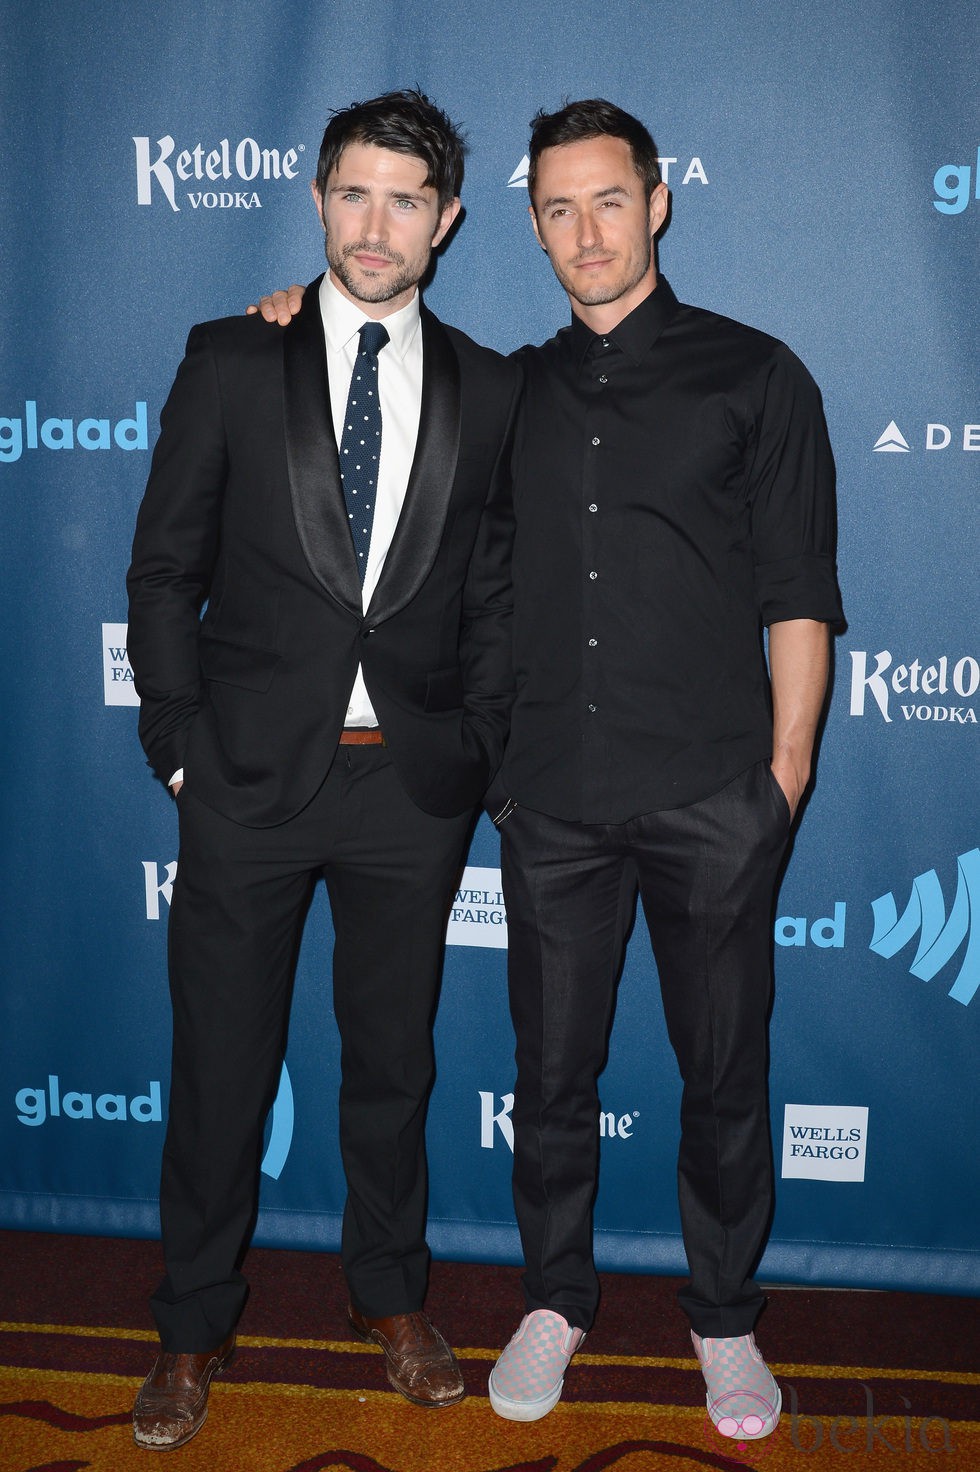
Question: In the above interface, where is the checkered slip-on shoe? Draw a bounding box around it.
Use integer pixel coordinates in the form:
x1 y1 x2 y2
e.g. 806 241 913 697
691 1331 782 1440
489 1310 586 1422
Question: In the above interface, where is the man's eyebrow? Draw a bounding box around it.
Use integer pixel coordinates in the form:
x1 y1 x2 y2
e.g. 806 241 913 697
328 182 430 201
539 184 632 209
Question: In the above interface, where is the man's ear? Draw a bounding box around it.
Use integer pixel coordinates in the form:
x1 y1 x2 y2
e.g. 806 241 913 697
432 195 462 248
648 181 669 237
528 203 546 252
310 180 325 227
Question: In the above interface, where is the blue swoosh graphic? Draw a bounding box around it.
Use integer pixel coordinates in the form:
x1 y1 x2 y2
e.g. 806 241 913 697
261 1061 294 1180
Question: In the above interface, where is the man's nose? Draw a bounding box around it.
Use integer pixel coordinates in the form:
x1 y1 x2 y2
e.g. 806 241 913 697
577 209 601 249
363 201 388 241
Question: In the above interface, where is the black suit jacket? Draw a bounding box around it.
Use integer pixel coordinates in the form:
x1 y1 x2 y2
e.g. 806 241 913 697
127 278 520 825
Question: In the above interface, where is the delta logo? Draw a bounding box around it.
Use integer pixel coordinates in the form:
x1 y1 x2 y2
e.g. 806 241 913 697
133 134 304 212
507 152 709 188
873 419 980 453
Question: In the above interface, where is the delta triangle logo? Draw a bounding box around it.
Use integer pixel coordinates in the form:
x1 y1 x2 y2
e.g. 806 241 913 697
507 154 529 189
873 420 911 453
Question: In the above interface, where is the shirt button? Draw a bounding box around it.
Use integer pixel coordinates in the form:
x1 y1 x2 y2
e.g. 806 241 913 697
598 374 608 384
591 436 600 446
588 703 596 712
588 638 597 647
589 570 598 580
588 503 598 513
601 338 609 347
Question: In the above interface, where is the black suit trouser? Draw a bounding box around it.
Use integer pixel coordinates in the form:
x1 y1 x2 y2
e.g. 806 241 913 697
150 745 471 1352
500 759 791 1338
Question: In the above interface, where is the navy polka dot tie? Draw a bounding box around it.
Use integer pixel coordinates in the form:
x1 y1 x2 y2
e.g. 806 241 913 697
339 321 389 584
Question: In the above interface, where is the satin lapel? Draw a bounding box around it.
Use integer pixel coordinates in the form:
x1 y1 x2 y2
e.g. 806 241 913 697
365 305 461 625
283 276 361 615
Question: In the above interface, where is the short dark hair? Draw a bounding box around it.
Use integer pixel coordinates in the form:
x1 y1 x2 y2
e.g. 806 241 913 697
527 99 661 204
316 89 466 210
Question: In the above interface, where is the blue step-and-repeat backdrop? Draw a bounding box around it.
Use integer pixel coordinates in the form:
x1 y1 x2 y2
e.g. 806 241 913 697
1 1 977 1295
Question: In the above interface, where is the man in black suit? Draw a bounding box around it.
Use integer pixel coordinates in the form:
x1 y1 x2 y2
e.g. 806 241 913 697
126 90 519 1449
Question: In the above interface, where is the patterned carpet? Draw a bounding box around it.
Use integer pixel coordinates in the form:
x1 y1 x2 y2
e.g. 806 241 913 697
1 1231 977 1471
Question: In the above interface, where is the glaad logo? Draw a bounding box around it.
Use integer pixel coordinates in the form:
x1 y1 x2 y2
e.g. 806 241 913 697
15 1074 162 1126
873 418 980 452
479 1092 638 1151
775 904 845 948
933 146 979 214
104 623 140 707
870 849 980 1007
134 135 303 212
507 153 708 188
781 1104 868 1182
446 866 507 949
850 649 979 725
261 1062 294 1180
0 402 147 465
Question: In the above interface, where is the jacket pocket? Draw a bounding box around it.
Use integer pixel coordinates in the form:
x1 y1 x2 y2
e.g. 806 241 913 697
424 666 464 712
199 633 280 693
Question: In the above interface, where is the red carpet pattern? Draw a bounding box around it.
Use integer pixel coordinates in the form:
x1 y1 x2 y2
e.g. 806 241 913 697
1 1232 976 1471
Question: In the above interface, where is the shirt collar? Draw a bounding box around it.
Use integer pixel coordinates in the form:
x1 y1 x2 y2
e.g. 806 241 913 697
319 272 422 362
568 275 680 367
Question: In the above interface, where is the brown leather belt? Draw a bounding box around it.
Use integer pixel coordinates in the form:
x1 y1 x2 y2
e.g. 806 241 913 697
338 728 386 746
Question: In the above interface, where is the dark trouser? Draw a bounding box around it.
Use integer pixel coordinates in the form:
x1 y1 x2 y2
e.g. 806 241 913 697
500 759 790 1338
150 745 471 1353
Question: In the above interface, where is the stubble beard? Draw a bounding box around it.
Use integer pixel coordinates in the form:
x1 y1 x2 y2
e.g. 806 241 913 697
555 233 653 308
326 237 425 305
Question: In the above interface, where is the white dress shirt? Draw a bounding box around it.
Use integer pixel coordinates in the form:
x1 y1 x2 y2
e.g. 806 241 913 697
319 272 423 727
169 275 423 786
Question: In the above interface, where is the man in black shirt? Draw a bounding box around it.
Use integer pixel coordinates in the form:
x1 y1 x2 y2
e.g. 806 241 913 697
486 101 843 1438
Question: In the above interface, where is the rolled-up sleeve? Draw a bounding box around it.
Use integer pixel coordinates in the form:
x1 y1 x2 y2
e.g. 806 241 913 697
747 343 845 630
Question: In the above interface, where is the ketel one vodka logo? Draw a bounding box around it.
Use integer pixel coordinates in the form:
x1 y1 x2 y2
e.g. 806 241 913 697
870 849 980 1007
849 650 978 725
133 134 303 211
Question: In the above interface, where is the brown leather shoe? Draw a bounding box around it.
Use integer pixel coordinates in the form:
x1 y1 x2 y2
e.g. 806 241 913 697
348 1307 464 1407
132 1333 236 1449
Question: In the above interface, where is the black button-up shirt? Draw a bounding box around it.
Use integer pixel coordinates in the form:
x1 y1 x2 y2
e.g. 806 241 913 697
503 278 844 823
